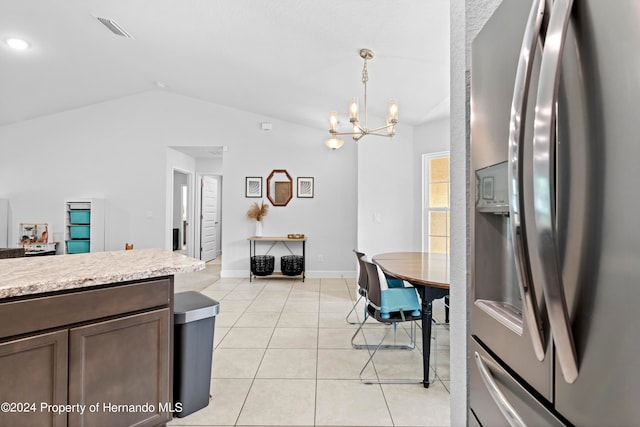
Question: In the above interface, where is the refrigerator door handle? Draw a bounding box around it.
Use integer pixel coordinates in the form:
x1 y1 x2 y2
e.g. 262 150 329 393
532 0 578 383
508 0 547 362
474 352 527 427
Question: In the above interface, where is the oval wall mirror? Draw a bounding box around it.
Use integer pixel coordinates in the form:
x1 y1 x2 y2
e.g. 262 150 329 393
266 169 293 207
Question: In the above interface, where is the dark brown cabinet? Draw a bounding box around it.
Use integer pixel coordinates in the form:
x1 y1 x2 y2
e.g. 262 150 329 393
0 330 68 427
68 309 170 427
0 277 173 427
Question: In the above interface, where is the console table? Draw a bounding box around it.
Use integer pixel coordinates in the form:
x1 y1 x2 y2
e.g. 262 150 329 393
248 236 307 282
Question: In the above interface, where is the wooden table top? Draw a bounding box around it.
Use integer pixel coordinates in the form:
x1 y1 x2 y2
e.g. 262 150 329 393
372 252 450 289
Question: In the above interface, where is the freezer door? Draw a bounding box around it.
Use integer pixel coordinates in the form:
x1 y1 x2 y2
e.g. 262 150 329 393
470 337 567 427
551 1 640 424
470 0 552 400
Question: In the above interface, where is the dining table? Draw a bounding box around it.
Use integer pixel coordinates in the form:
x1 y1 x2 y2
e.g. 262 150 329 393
372 251 450 388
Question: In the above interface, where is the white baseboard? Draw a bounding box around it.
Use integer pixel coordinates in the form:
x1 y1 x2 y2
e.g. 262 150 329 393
221 270 356 279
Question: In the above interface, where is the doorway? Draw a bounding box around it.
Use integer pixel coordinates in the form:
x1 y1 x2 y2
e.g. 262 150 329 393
168 146 225 261
173 169 192 256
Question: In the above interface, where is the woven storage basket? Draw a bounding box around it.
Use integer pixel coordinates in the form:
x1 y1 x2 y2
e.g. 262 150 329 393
251 255 275 276
281 255 304 276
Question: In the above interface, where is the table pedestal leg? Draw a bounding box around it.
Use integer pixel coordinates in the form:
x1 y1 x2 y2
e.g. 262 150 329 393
417 286 450 388
422 297 433 388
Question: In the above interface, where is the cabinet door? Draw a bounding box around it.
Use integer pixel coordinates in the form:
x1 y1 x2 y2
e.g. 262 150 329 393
0 330 68 427
68 309 171 427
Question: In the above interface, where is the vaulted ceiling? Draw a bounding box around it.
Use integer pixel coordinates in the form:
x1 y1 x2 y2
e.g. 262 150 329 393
0 1 450 130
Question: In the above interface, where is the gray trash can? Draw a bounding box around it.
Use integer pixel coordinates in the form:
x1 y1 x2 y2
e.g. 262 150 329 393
173 291 220 418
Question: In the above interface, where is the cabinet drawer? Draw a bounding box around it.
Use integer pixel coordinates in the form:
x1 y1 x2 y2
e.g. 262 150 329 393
0 278 172 340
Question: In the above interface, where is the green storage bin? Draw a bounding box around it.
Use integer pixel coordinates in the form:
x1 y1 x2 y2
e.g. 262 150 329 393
66 240 90 254
69 225 90 239
69 210 91 224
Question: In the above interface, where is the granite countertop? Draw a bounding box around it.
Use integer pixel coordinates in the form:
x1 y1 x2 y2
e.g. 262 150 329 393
0 248 205 299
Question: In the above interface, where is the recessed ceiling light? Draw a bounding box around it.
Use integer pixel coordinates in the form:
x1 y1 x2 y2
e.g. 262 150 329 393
6 38 30 50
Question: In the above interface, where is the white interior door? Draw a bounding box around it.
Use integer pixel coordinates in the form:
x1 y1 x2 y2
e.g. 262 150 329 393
200 176 218 262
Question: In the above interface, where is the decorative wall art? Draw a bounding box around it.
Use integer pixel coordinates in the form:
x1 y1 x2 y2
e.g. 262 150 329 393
266 169 293 206
245 177 262 198
297 177 314 198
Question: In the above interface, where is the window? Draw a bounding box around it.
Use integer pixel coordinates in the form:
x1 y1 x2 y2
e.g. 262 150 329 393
423 153 450 254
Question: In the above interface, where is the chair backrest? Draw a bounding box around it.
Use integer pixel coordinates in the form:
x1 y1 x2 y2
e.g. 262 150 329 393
353 250 368 291
362 257 383 308
363 257 421 320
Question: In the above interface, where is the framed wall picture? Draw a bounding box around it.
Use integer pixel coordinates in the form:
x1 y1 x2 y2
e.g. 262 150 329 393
297 177 314 198
245 177 262 198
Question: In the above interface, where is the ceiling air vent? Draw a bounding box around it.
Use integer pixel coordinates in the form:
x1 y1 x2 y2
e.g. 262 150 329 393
95 16 135 39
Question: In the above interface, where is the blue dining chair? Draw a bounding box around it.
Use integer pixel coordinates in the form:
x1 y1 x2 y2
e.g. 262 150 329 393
350 252 420 350
346 250 406 326
357 257 424 384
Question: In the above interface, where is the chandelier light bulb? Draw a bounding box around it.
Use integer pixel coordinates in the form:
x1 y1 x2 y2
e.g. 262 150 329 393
324 137 345 151
329 112 338 133
6 38 30 50
349 98 359 123
388 100 399 123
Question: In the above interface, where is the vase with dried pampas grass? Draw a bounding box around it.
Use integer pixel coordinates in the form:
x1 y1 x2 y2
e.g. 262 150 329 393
247 200 269 236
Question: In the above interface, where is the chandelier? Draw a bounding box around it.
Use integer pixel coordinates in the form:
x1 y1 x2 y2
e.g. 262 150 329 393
324 48 398 150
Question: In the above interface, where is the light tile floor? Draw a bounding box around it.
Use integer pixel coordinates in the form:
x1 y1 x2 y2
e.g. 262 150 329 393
170 258 450 427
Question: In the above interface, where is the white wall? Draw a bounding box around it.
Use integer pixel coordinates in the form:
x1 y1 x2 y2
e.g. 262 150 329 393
196 157 223 174
415 117 451 155
0 199 7 247
0 90 365 277
218 113 360 278
356 123 417 257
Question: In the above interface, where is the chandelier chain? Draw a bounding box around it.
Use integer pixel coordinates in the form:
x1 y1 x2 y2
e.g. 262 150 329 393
362 59 369 85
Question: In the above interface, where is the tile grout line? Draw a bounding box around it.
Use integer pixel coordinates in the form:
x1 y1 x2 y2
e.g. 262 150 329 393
240 278 303 426
313 278 323 427
229 277 289 427
228 278 263 427
346 275 397 427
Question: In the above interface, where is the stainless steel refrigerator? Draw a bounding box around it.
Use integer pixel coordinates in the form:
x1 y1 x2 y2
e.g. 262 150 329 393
470 0 640 425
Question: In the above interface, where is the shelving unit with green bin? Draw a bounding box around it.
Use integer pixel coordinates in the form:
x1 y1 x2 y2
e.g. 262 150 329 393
64 200 105 254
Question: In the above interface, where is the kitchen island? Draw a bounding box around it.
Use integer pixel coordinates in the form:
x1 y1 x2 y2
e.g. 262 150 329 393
0 248 204 427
